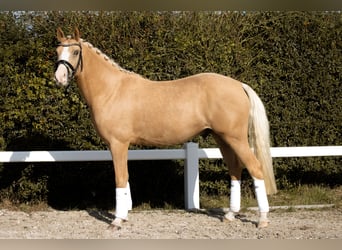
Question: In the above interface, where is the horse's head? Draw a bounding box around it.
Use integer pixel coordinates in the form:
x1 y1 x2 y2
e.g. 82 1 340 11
54 27 83 87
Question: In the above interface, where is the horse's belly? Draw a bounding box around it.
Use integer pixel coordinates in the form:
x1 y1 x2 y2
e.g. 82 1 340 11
132 120 206 146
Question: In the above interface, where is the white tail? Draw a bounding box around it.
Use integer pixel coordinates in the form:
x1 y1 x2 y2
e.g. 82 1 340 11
242 84 277 195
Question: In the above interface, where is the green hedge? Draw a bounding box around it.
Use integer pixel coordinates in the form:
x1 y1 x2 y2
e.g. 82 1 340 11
0 11 341 208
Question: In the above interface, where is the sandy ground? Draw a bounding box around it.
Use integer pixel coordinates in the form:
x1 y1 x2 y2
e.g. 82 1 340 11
0 207 341 239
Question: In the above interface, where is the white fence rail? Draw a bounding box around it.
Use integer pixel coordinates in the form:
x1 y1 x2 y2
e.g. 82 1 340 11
1 144 341 209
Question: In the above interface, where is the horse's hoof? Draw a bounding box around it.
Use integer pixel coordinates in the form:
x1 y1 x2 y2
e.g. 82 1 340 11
223 212 236 222
257 220 269 228
223 218 235 223
108 218 125 230
107 223 122 230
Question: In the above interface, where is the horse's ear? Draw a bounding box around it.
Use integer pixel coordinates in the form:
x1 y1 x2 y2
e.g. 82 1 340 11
74 27 80 41
56 27 65 42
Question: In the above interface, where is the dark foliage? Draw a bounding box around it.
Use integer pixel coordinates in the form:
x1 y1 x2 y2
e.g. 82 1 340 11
0 11 341 208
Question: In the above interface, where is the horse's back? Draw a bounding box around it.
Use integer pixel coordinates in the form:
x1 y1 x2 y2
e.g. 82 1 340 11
161 72 242 88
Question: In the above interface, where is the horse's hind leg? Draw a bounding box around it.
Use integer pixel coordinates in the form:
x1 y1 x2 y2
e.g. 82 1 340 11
213 135 243 222
217 134 270 228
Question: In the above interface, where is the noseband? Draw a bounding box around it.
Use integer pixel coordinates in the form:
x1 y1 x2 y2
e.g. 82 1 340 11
55 43 83 78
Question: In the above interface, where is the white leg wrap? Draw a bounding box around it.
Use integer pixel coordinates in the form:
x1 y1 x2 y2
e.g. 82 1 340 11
229 180 241 213
115 182 132 220
224 180 241 221
253 178 269 213
127 182 132 211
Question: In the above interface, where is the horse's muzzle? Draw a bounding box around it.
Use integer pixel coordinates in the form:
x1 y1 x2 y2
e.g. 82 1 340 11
54 64 69 87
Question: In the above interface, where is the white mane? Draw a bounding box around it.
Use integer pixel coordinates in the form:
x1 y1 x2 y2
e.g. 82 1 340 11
81 39 138 76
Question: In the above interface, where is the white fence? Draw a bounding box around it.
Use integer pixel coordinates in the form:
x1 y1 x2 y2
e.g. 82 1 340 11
1 143 341 209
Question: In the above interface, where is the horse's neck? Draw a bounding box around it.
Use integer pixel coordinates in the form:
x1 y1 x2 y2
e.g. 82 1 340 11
76 45 124 107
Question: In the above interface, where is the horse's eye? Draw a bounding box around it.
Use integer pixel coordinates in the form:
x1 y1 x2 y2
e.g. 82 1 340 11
73 50 79 56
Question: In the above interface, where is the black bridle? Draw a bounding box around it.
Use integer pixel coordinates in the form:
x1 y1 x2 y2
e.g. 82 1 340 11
55 43 83 79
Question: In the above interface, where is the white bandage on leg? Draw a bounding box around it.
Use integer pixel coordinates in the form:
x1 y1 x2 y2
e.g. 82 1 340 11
115 182 133 220
225 179 241 221
253 178 269 213
127 182 132 211
229 180 241 213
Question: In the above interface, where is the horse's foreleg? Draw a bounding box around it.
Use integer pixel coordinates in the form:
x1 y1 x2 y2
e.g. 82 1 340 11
108 142 132 230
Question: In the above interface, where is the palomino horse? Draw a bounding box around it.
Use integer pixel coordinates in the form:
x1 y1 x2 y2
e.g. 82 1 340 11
54 28 277 229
